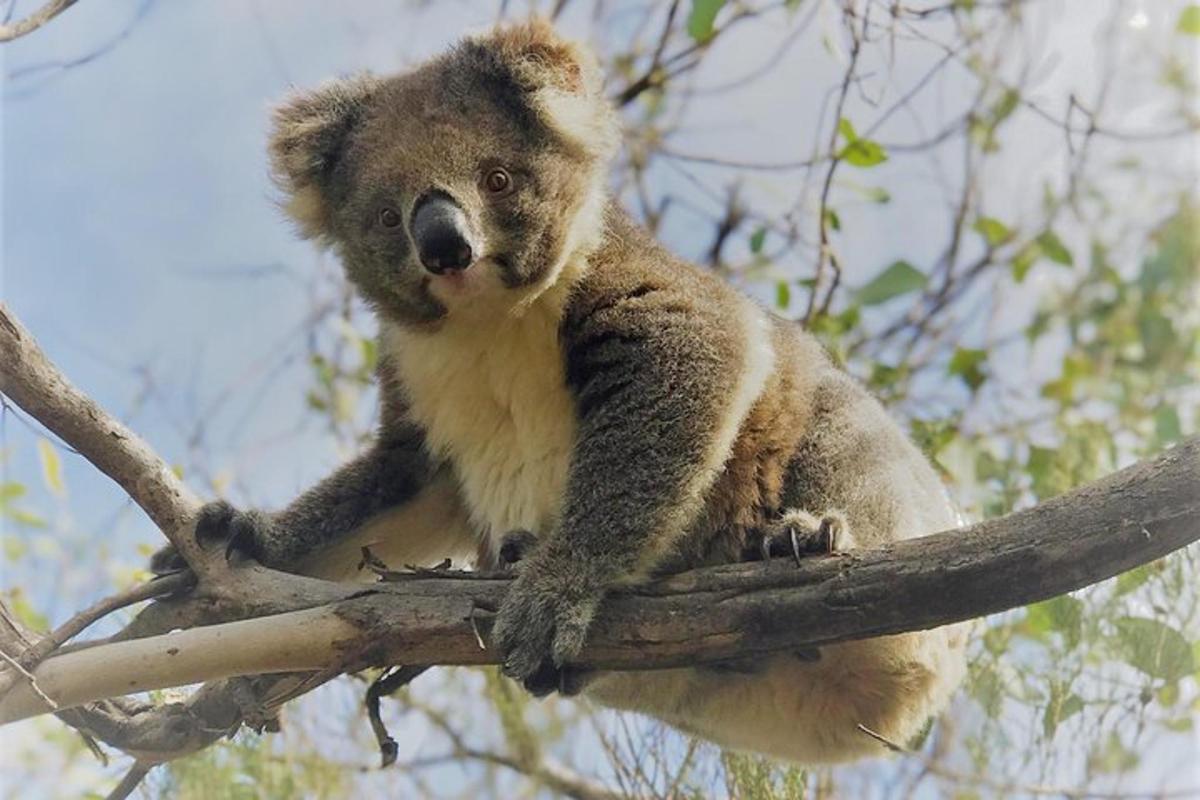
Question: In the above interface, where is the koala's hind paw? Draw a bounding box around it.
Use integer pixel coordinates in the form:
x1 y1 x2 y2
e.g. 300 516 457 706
747 510 853 565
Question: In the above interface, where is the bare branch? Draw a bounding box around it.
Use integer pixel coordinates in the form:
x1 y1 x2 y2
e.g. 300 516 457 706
0 303 203 561
0 0 76 42
104 761 152 800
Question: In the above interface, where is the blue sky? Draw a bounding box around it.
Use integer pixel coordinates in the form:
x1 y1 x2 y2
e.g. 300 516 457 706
1 0 1196 796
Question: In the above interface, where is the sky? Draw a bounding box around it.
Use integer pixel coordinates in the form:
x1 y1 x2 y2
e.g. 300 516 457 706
0 0 1196 796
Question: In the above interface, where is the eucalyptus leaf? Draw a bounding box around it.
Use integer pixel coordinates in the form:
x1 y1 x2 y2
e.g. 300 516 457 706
857 261 926 305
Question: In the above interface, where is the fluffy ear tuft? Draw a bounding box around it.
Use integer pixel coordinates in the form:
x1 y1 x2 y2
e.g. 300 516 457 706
268 74 380 240
477 18 619 160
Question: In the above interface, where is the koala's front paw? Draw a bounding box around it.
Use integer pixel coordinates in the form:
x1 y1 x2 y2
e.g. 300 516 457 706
148 501 272 574
491 555 604 697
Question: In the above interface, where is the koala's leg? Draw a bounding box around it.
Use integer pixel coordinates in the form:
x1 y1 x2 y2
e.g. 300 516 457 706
744 509 855 565
491 289 770 693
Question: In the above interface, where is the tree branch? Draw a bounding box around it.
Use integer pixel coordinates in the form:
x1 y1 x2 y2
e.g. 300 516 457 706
1 300 1196 777
2 434 1196 725
0 302 204 563
0 0 77 42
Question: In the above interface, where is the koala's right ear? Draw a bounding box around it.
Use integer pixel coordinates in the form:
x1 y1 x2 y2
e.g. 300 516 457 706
268 74 380 241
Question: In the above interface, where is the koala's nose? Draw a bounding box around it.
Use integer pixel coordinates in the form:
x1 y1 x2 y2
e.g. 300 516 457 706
410 192 474 275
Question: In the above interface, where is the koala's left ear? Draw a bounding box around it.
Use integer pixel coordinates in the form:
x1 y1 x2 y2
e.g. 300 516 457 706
268 74 380 240
478 18 619 160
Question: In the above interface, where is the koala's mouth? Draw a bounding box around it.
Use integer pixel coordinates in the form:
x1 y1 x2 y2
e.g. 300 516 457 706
418 253 521 302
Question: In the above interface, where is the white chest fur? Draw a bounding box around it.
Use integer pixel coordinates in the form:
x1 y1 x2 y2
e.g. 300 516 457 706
382 291 578 550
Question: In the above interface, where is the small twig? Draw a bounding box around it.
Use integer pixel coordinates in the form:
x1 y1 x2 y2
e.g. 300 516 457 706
0 302 203 562
469 604 488 651
0 0 77 42
805 5 866 322
13 571 192 675
0 648 57 709
105 760 152 800
365 665 428 767
857 722 906 752
856 722 1200 798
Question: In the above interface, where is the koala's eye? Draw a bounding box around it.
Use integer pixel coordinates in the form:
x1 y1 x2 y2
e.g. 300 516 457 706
378 207 402 228
483 167 512 195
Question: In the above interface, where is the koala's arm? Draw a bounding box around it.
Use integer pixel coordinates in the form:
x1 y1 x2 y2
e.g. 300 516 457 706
256 421 440 567
493 277 767 682
153 356 471 578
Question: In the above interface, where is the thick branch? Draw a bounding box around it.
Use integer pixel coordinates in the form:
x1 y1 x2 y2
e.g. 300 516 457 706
3 436 1196 725
0 303 203 562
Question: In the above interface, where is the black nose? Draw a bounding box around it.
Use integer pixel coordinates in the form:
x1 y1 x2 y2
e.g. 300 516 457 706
410 193 473 275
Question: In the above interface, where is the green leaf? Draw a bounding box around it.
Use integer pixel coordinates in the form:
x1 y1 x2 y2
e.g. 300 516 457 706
358 337 378 373
1114 563 1156 597
857 261 927 305
7 508 47 528
1177 5 1200 35
0 482 26 504
823 208 841 231
1089 731 1139 774
1043 681 1084 739
1112 617 1195 682
4 589 49 631
749 227 767 254
948 347 988 391
991 88 1020 125
837 117 888 168
1155 406 1183 445
1011 243 1039 281
1025 595 1084 649
973 216 1012 247
1036 230 1073 265
969 663 1005 718
775 281 791 309
3 536 27 561
687 0 726 41
36 438 65 497
840 138 888 168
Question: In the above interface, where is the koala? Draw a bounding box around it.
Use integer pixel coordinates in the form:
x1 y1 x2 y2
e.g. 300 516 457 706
154 19 967 764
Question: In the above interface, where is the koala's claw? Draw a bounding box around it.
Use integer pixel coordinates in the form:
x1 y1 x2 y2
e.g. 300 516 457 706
149 544 188 576
748 510 852 565
194 500 266 563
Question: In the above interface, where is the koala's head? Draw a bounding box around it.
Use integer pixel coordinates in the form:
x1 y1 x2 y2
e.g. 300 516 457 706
269 19 618 326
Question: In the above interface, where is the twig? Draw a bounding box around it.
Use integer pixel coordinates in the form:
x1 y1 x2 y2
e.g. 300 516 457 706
0 0 77 42
855 723 1200 799
104 760 152 800
0 303 203 563
0 648 56 709
365 665 428 767
805 4 866 322
3 571 192 687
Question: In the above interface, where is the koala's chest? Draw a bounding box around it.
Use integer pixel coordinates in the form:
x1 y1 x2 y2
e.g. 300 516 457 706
384 313 577 544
